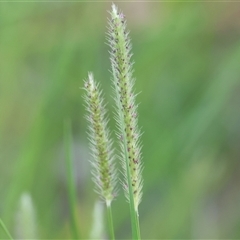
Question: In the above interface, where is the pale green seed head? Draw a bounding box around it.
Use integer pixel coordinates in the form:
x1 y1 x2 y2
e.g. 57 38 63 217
108 4 143 211
83 73 117 204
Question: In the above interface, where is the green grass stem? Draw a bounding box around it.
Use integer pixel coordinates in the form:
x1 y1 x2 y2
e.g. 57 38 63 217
106 203 115 240
64 119 80 239
136 211 141 239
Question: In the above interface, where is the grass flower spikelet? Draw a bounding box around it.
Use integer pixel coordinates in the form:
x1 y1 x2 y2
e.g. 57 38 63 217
107 4 143 212
83 72 116 205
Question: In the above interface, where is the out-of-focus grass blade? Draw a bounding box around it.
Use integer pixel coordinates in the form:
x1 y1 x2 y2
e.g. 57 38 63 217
0 218 13 240
64 119 81 239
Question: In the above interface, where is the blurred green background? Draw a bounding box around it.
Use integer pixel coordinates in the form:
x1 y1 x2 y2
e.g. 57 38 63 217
1 1 240 239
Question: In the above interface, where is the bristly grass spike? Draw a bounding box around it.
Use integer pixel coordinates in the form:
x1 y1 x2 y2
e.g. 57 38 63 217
83 72 117 205
107 3 143 239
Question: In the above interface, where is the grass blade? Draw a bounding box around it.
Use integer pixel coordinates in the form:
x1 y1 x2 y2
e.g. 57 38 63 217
0 218 13 240
64 119 80 239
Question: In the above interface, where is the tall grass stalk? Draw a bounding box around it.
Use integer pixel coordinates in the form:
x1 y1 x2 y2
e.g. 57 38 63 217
64 119 81 239
107 4 143 239
83 73 117 240
0 218 13 240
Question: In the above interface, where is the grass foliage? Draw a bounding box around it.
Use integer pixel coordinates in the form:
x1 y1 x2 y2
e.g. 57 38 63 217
1 2 240 239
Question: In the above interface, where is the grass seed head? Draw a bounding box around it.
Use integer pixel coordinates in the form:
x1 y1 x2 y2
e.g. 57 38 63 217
83 72 117 205
108 4 143 211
